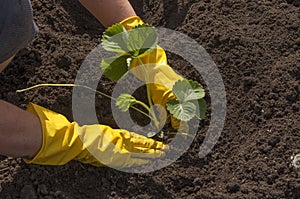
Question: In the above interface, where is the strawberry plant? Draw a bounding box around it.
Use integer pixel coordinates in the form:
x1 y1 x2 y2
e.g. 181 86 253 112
17 23 207 137
100 23 207 135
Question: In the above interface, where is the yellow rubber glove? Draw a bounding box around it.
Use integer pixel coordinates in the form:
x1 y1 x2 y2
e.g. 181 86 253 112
120 16 184 129
23 103 167 168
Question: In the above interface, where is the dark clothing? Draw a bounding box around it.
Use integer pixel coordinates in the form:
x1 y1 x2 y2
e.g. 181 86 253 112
0 0 38 63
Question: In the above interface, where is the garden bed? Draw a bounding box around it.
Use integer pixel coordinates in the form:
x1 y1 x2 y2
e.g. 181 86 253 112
0 0 299 198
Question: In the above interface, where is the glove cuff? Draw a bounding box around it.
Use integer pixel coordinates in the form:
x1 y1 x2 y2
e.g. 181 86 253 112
23 103 46 164
23 103 83 165
119 16 144 30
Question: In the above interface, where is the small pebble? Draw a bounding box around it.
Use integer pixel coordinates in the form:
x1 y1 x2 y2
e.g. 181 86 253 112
291 154 300 174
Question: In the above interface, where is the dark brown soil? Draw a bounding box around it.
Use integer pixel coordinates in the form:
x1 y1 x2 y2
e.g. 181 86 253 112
1 0 300 198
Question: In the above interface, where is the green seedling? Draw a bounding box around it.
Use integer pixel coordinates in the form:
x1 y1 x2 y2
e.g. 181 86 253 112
17 23 207 138
100 23 161 128
100 23 206 136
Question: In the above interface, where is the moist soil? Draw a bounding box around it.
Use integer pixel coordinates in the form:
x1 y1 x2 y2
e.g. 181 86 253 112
1 0 300 198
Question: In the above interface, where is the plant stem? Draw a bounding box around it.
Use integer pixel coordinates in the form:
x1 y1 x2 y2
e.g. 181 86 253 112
134 101 151 113
16 83 153 121
17 83 113 99
136 58 160 128
136 58 153 109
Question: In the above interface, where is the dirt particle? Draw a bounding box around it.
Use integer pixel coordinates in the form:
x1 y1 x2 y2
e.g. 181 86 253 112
20 185 37 199
226 183 240 193
268 136 281 147
37 184 48 195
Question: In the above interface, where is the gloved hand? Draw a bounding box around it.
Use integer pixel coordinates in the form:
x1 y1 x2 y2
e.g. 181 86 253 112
23 103 167 168
120 16 184 129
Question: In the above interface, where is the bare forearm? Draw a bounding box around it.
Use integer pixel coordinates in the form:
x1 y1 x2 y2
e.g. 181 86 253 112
0 100 42 158
79 0 136 27
0 56 14 73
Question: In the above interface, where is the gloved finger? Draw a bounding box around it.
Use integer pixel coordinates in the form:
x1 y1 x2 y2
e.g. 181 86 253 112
130 136 168 150
119 131 166 150
176 121 189 134
105 155 151 168
106 150 164 168
170 115 180 130
153 103 168 129
123 158 150 167
130 149 166 159
134 146 168 155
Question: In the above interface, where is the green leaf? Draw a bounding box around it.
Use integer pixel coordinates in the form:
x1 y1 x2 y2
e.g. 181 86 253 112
101 24 129 53
193 98 207 120
166 99 196 121
100 55 130 81
116 94 138 112
101 23 158 56
172 79 205 102
128 24 158 57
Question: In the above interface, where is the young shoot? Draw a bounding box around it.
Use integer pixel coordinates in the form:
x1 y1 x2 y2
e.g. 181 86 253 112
101 23 207 136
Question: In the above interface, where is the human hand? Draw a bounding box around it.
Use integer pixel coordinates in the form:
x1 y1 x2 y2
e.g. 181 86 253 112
120 16 184 130
24 103 168 168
